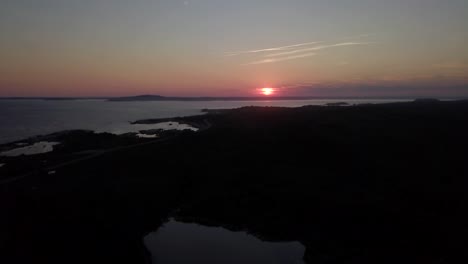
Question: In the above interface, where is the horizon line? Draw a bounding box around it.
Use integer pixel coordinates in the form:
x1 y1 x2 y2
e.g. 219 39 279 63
0 95 466 100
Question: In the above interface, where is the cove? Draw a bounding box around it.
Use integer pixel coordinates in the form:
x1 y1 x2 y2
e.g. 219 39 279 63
144 219 305 264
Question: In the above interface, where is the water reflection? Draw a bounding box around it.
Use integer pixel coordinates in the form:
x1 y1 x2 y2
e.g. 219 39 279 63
144 220 305 264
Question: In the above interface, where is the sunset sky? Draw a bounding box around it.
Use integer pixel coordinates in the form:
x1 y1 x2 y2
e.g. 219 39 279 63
1 0 467 97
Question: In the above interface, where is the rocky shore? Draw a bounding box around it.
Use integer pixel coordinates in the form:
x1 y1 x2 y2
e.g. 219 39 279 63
1 100 468 264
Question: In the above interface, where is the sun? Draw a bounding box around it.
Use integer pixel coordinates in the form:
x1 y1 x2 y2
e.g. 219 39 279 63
261 88 274 96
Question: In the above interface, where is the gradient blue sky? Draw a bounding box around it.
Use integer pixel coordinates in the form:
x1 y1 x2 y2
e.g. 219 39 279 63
1 0 467 97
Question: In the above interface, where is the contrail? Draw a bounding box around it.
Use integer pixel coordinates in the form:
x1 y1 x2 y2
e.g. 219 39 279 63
265 42 372 58
225 41 321 56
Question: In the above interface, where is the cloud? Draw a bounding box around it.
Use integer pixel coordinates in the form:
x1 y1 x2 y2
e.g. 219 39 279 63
431 62 468 78
244 52 317 65
433 62 468 70
226 36 375 65
274 77 468 97
265 42 372 58
225 41 321 56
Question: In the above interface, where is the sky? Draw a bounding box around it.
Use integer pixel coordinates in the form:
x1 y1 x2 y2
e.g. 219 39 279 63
0 0 467 97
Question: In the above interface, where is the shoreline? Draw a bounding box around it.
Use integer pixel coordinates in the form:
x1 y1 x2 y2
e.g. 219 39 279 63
1 100 468 263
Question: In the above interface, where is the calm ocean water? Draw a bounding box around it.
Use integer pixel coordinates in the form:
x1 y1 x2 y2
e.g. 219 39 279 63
0 99 411 144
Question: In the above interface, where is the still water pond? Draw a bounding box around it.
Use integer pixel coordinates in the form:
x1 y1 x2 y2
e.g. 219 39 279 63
144 220 305 264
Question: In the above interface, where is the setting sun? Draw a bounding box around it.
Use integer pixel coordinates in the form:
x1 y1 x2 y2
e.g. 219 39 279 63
261 88 274 96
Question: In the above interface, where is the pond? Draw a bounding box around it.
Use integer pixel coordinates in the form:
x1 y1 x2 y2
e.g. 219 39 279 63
144 219 305 264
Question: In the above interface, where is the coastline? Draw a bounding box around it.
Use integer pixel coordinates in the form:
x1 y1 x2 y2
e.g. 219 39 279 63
1 100 468 263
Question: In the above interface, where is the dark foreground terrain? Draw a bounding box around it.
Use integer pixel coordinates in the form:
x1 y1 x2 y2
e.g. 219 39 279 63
1 100 468 263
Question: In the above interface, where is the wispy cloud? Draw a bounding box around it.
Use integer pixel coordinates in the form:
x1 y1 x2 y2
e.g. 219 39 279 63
264 42 372 58
226 36 375 65
225 41 321 56
244 52 317 65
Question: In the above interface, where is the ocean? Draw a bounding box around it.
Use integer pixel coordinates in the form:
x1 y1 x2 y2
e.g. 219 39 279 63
0 99 411 144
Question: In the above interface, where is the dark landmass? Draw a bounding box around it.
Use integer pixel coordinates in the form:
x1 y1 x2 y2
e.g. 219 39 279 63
1 100 468 264
326 102 349 106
